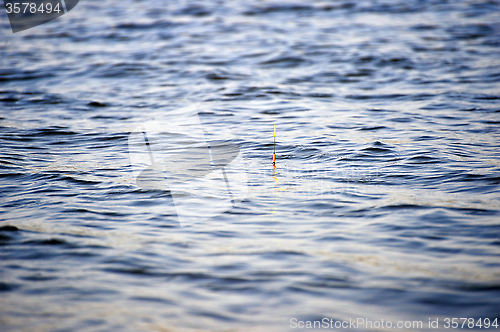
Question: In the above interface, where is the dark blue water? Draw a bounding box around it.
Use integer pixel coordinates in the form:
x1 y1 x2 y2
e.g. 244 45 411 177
1 0 500 331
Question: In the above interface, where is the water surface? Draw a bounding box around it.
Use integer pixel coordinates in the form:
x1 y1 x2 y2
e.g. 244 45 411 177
1 0 500 331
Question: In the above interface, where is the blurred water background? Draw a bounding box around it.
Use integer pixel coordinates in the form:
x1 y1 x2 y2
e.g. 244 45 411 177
1 0 500 331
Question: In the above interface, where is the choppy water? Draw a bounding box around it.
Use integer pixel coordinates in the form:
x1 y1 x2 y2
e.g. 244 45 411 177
1 0 500 331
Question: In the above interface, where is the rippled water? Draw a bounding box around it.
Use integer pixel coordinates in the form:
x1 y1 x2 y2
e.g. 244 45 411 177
1 0 500 331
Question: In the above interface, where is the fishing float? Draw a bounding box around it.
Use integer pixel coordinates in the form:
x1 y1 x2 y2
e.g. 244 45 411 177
273 124 276 168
